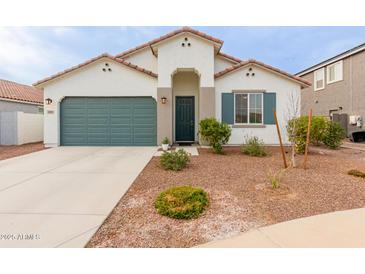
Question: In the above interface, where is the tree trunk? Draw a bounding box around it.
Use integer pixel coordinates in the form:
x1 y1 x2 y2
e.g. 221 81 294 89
291 143 297 168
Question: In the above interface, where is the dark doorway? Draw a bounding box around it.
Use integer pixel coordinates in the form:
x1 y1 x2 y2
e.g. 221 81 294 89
175 96 195 142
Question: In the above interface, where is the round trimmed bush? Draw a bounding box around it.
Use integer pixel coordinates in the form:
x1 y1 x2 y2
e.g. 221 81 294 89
160 149 190 171
155 186 209 219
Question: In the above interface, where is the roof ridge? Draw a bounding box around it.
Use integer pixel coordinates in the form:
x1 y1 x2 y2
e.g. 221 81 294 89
116 27 224 58
296 42 365 76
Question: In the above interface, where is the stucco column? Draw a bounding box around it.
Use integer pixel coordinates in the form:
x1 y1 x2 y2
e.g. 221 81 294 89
157 87 173 145
199 87 216 119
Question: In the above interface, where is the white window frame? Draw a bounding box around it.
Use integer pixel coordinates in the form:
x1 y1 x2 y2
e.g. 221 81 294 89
314 67 325 91
234 92 264 125
326 60 343 84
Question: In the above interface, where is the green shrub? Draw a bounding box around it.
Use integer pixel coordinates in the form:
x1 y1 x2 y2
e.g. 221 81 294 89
310 116 328 146
199 118 231 154
322 121 345 149
241 136 268 157
348 169 365 178
287 116 345 153
155 186 209 219
160 149 190 171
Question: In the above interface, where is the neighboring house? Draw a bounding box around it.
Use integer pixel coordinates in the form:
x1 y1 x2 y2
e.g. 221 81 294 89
34 27 310 147
296 43 365 137
0 79 44 145
0 79 43 113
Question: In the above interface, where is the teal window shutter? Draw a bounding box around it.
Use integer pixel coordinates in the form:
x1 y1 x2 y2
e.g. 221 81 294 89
221 93 234 124
263 92 276 125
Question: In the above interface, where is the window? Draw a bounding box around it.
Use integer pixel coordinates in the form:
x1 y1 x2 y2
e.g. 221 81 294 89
234 93 263 124
327 60 343 84
314 68 325 91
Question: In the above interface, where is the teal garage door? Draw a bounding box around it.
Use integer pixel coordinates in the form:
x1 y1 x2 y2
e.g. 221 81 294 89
60 97 157 146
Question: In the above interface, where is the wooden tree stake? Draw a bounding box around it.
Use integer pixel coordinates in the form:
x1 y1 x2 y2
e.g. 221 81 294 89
274 110 288 168
303 109 312 169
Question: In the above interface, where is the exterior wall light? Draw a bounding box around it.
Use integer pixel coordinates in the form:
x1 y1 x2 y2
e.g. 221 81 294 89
45 98 53 105
161 96 167 104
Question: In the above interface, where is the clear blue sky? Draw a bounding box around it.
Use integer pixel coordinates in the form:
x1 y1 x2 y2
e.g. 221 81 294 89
1 26 365 85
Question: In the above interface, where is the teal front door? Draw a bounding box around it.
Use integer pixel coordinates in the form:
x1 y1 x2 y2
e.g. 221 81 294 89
175 96 195 142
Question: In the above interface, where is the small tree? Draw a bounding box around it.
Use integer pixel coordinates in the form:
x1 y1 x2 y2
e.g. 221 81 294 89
284 91 301 167
199 118 231 154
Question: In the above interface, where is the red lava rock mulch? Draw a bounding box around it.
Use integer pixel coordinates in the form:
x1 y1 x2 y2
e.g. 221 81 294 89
0 142 45 161
87 146 365 248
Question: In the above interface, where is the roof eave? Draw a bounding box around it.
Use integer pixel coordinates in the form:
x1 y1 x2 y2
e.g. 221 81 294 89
215 61 311 88
33 54 157 88
296 43 365 76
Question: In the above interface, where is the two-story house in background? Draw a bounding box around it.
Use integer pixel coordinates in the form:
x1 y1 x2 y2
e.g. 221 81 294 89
297 43 365 141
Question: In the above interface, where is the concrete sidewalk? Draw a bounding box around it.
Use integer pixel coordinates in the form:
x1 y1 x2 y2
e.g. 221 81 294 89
198 208 365 248
341 141 365 151
0 146 156 247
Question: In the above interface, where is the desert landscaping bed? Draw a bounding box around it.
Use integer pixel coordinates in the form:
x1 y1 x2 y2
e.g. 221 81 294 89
87 146 365 248
0 142 45 161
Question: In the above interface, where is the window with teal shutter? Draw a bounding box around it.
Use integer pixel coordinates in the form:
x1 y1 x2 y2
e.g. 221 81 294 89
263 92 276 125
221 93 234 124
223 92 276 125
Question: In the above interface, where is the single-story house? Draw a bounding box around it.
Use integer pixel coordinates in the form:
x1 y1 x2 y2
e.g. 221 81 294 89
0 79 43 113
0 79 44 145
34 27 310 147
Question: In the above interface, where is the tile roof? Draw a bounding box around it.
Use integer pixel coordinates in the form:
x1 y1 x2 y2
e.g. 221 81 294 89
0 79 43 104
214 59 311 87
33 53 157 87
116 27 224 58
217 52 242 63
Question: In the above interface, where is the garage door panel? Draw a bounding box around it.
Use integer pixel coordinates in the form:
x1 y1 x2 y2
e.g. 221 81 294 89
61 97 156 146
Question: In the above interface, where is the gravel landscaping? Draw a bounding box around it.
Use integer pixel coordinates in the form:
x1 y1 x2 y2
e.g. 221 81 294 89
0 142 45 161
87 146 365 248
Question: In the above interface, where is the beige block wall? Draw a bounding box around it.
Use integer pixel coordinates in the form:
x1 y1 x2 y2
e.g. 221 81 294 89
17 112 43 144
157 87 173 144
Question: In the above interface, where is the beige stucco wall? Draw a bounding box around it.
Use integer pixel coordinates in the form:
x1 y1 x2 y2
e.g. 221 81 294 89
214 56 235 73
199 87 215 119
157 34 215 88
215 65 301 145
300 50 365 134
157 87 173 144
172 72 200 142
42 58 157 147
122 47 158 74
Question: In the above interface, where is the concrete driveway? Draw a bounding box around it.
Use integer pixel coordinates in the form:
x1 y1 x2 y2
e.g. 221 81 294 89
0 146 157 247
